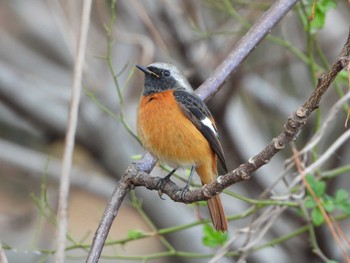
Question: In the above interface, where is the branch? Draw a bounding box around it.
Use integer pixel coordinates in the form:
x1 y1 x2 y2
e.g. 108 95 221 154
55 1 93 263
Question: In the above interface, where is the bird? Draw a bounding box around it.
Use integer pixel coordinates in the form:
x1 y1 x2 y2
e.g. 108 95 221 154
136 62 228 232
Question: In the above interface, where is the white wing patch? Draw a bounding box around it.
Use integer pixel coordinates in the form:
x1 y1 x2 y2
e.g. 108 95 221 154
201 117 217 135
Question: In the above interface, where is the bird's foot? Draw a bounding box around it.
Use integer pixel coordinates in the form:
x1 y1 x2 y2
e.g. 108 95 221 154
157 168 177 200
178 184 190 202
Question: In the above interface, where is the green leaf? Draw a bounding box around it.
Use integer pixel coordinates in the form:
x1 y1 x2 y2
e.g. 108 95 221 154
314 181 326 197
127 229 146 240
311 208 324 226
327 260 339 263
337 203 350 214
318 0 337 11
337 71 349 81
310 7 326 31
335 189 348 203
332 189 350 214
306 175 325 197
322 198 335 213
305 174 316 185
305 196 317 208
301 0 337 32
202 224 228 248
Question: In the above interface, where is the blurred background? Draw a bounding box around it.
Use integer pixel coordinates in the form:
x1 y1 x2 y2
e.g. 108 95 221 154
0 0 349 262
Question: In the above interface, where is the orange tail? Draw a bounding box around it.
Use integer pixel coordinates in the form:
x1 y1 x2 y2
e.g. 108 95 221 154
207 195 228 232
196 160 228 232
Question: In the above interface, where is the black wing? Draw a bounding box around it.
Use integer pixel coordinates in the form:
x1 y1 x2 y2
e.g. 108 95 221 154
173 90 228 172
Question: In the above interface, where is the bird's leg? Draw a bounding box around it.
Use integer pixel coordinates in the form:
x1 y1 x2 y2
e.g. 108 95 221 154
157 168 177 199
179 166 195 201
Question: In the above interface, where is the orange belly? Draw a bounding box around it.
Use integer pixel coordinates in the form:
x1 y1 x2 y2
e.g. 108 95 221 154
137 90 213 168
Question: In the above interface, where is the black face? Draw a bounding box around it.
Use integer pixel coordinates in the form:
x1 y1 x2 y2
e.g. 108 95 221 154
137 65 178 96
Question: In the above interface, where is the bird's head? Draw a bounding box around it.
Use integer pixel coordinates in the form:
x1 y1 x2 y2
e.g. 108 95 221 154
136 62 193 95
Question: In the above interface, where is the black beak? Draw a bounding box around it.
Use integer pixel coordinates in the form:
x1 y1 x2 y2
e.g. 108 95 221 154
135 64 159 78
135 64 148 73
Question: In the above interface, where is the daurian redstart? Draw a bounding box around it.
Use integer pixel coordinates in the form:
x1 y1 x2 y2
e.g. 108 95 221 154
136 62 228 232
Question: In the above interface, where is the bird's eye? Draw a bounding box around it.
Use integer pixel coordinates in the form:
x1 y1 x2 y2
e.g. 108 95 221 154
162 70 170 77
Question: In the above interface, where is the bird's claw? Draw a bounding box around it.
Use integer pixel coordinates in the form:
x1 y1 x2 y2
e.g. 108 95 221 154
179 184 190 202
158 189 166 200
157 177 171 200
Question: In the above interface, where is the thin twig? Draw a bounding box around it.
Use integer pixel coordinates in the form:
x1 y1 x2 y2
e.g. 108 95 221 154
237 206 287 261
292 146 350 262
55 1 93 262
290 128 350 190
296 91 350 156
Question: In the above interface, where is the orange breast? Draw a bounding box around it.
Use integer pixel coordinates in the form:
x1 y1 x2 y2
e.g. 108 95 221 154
137 90 213 168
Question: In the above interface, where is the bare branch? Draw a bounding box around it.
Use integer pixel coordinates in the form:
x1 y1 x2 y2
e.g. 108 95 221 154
55 1 93 262
86 179 129 262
